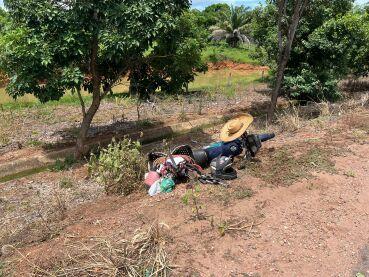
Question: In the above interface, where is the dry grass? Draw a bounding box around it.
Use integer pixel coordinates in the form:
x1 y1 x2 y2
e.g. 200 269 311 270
13 223 172 277
247 145 337 186
276 105 302 132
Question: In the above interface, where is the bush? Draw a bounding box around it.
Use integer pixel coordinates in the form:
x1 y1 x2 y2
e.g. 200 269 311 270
284 68 341 102
52 155 76 172
89 139 146 196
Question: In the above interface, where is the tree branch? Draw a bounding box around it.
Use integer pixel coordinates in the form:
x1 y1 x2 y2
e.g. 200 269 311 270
76 88 86 118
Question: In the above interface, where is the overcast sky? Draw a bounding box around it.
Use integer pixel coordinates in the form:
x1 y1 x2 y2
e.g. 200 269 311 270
0 0 367 10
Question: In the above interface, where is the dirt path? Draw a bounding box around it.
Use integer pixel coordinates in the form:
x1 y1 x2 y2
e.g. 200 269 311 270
1 111 368 276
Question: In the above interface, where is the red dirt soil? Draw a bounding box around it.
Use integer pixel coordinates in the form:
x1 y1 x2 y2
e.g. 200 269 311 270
209 61 269 72
2 112 369 276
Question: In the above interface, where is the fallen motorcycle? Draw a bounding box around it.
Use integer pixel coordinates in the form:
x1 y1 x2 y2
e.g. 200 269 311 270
146 114 275 190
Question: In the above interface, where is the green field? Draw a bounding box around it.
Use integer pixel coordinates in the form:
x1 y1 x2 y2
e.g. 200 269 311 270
202 44 257 64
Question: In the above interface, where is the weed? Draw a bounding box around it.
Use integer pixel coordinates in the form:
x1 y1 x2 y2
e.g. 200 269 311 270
136 119 155 128
52 190 67 221
306 183 318 190
344 171 356 178
27 139 43 147
89 138 146 196
59 177 74 189
233 187 254 199
276 105 302 132
178 111 188 122
0 262 4 277
52 155 76 172
182 184 206 220
0 134 9 146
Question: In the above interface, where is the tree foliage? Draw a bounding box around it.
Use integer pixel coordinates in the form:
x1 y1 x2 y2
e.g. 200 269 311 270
0 0 190 155
210 6 252 47
202 3 231 28
251 0 366 102
129 11 208 97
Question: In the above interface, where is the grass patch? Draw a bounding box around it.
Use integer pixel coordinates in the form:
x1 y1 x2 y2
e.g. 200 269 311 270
233 187 254 200
209 186 254 206
247 146 337 186
59 177 74 189
189 69 262 94
52 155 77 172
202 44 258 64
0 166 51 184
0 87 92 110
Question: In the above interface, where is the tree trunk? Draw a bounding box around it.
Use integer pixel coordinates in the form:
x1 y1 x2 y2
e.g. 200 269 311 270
268 57 289 121
268 0 307 121
76 96 101 158
76 23 101 158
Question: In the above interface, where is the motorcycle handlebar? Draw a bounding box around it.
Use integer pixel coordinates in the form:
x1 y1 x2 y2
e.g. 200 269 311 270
258 133 275 142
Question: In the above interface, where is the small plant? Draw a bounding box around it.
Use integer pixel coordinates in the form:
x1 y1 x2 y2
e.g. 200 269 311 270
27 139 43 147
89 138 146 196
182 184 206 220
234 187 254 199
136 119 155 128
344 171 356 178
52 155 76 172
59 177 74 189
0 261 4 277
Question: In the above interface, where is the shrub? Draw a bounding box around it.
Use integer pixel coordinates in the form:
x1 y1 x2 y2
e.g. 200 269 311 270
89 139 146 196
284 68 342 102
52 155 76 172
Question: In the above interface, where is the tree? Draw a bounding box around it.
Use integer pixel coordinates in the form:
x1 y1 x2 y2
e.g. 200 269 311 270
268 0 308 120
129 11 208 97
202 3 231 28
251 0 355 116
284 11 369 102
0 8 9 86
210 6 252 47
0 0 190 157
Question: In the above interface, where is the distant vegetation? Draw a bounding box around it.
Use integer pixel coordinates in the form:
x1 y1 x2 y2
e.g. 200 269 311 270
202 44 257 64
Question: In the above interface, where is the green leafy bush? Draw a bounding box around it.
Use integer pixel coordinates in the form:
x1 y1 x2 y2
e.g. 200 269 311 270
284 68 341 102
89 139 146 196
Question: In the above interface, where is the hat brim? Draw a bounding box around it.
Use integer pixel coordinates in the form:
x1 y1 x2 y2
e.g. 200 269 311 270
220 114 254 142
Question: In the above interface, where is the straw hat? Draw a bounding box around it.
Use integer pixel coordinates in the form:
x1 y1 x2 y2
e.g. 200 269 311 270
220 113 254 142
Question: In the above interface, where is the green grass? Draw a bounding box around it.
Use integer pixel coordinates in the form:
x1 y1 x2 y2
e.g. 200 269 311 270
0 87 93 110
202 44 258 64
189 69 263 96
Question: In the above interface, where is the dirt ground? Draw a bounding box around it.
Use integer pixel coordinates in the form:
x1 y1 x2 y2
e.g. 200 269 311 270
1 100 368 276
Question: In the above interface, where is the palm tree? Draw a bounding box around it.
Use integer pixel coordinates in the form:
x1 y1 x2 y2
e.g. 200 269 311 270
210 6 251 47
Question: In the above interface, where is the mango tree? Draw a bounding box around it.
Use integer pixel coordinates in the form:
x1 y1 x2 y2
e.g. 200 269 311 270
0 0 189 157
